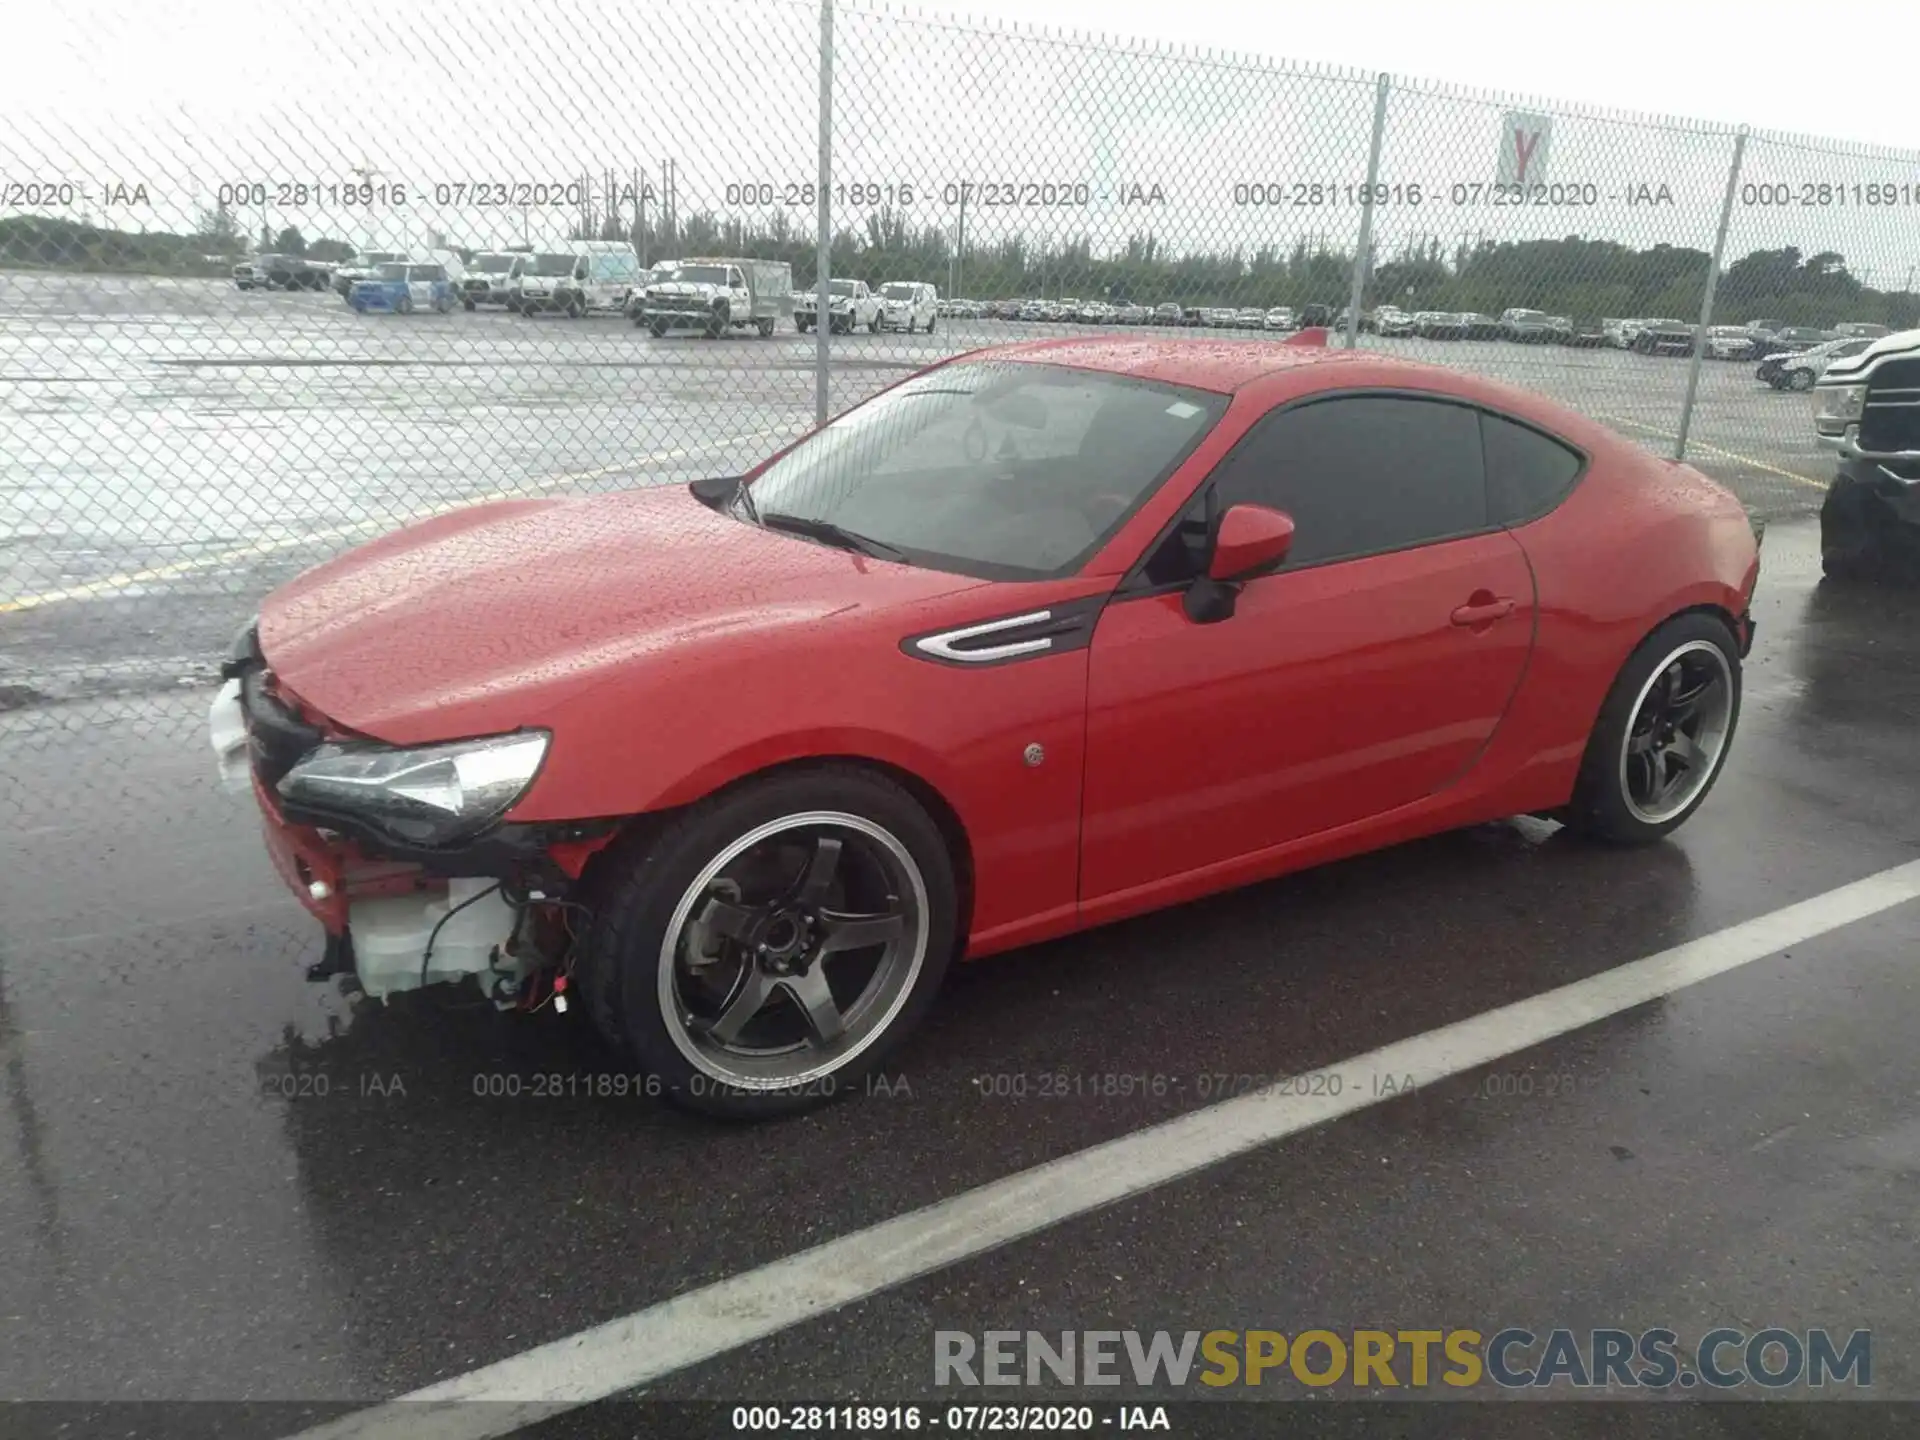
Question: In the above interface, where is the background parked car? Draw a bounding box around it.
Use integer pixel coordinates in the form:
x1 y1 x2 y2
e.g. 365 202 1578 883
1632 318 1695 356
233 253 332 291
1563 317 1607 347
1834 322 1891 340
349 261 458 315
1763 336 1875 391
1374 306 1415 336
1704 325 1757 360
461 251 528 310
1751 325 1829 359
1500 308 1558 343
796 277 883 333
1153 302 1184 326
1297 303 1333 328
1263 306 1296 331
1414 311 1465 339
330 249 411 298
1334 305 1374 333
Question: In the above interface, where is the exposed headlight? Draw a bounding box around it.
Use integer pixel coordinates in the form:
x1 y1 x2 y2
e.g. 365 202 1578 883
1814 382 1866 435
278 730 549 846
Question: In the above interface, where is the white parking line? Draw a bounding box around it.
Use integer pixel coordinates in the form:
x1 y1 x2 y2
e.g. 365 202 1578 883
0 429 797 615
287 858 1920 1440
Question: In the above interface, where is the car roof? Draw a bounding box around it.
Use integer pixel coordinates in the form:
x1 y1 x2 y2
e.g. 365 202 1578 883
972 335 1419 394
965 336 1622 445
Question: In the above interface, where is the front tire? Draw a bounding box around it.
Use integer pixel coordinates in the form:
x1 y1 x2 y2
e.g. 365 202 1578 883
1562 613 1741 845
580 765 959 1118
396 294 414 315
1787 368 1816 392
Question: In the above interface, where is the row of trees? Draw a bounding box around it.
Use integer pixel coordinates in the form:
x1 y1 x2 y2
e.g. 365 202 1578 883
3 206 1914 330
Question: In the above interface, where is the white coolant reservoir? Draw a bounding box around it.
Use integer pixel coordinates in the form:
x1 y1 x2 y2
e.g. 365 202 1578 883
348 879 520 999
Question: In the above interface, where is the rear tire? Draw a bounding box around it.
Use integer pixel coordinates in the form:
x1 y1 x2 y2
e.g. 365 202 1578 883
579 765 960 1119
396 294 413 315
1562 613 1742 845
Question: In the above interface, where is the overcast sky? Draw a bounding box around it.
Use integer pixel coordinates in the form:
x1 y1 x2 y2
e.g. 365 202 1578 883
5 0 1918 284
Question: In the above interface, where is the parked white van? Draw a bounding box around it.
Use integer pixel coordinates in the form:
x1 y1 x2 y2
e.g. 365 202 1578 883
877 280 939 334
516 241 643 318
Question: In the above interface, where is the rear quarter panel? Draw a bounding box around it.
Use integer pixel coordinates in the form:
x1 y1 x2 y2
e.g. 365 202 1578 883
1474 430 1759 813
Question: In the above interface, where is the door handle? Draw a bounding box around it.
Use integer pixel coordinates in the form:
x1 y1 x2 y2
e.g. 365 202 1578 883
1450 595 1515 627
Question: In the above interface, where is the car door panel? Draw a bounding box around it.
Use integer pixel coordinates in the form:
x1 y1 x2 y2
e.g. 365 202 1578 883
1079 532 1536 902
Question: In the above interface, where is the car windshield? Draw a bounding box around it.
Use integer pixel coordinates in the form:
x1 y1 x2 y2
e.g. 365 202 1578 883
1712 327 1748 337
375 262 407 279
408 266 443 281
674 265 731 284
829 280 859 296
530 253 577 276
740 361 1228 580
474 255 517 272
1510 310 1545 321
881 284 918 300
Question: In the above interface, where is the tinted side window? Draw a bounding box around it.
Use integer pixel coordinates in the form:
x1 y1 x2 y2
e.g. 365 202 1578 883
1211 396 1487 568
1481 412 1584 525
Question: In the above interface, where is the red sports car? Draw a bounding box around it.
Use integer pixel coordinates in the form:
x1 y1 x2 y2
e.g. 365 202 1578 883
210 333 1761 1115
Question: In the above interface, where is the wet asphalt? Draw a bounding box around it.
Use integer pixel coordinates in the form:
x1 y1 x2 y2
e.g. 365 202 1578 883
4 278 1919 1435
3 517 1920 1434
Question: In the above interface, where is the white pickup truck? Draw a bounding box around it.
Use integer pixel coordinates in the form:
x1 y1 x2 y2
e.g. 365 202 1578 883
794 278 882 334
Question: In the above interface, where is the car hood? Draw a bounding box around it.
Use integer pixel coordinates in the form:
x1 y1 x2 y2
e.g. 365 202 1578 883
257 485 989 744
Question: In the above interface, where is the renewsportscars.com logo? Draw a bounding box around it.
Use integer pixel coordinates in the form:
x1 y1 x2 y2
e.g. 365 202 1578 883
933 1328 1872 1391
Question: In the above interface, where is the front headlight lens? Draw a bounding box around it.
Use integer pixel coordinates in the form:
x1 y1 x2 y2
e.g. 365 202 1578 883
1814 383 1866 435
278 730 549 846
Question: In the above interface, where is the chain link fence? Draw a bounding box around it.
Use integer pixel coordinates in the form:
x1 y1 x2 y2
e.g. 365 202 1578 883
4 0 1919 921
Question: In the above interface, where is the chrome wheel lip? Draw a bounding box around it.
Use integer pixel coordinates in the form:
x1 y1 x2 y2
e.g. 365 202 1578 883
657 810 930 1091
1618 638 1737 826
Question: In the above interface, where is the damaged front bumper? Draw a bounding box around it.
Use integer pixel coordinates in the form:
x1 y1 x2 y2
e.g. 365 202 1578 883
209 629 614 1001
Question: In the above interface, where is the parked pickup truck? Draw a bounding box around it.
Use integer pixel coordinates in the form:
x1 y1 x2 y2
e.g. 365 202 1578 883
795 277 883 334
640 258 791 337
1813 329 1920 580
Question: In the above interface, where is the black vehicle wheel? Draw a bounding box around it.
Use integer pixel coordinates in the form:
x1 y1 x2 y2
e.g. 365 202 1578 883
463 298 476 311
1787 368 1816 392
868 315 881 334
926 315 935 335
706 306 727 339
566 295 585 319
1820 470 1896 582
650 321 669 338
578 765 959 1119
396 294 413 315
1563 613 1742 845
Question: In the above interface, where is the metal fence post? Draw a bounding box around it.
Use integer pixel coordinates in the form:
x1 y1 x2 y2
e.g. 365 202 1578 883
1343 74 1391 350
814 0 834 427
1675 126 1747 461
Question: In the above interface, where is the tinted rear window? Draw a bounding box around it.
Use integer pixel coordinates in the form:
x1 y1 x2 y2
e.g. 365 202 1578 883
1482 412 1584 525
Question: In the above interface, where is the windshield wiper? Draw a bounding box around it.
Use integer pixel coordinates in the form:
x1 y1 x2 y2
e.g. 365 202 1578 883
757 511 906 562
